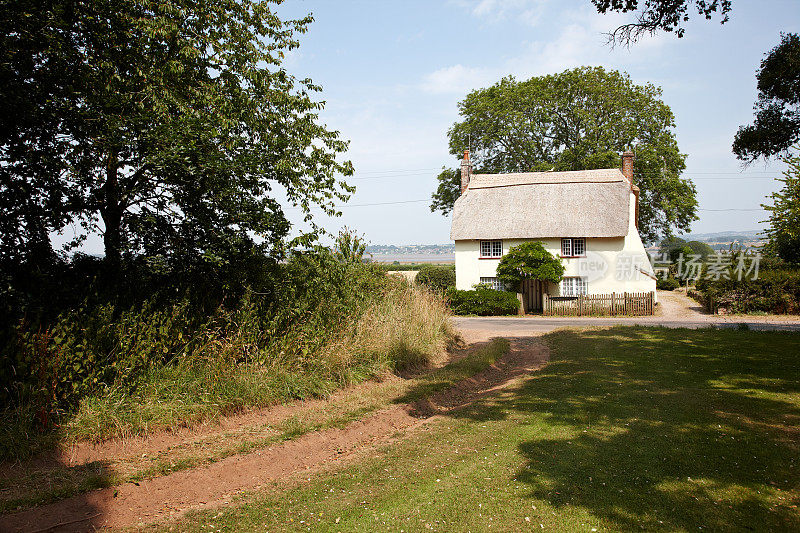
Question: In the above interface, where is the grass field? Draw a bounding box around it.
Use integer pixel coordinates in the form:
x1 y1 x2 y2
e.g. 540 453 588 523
163 327 800 532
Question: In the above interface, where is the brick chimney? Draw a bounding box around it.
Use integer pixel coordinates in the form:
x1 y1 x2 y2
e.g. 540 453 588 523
460 150 472 194
621 150 634 187
621 150 640 229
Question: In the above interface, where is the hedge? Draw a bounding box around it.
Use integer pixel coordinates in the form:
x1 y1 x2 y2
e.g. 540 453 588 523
445 287 520 316
415 265 456 292
657 277 680 291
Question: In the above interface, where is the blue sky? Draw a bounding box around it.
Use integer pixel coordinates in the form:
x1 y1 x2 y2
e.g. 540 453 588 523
274 0 800 246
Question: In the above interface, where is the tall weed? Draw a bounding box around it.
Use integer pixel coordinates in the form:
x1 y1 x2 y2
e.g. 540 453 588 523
0 251 454 456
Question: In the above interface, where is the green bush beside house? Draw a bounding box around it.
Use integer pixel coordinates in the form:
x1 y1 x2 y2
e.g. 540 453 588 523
444 242 564 316
415 265 456 292
445 287 520 316
657 277 680 291
496 242 565 291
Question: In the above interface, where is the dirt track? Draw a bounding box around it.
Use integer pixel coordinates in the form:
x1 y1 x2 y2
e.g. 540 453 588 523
655 290 710 320
0 338 548 532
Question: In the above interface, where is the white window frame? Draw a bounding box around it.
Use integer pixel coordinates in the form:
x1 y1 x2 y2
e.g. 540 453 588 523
561 238 586 258
560 276 587 297
573 238 585 257
479 240 503 258
561 238 572 257
479 277 503 290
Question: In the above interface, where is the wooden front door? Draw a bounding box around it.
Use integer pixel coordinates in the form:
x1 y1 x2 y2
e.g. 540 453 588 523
522 279 544 313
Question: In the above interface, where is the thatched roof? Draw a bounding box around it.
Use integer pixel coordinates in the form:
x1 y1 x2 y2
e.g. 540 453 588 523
450 168 632 240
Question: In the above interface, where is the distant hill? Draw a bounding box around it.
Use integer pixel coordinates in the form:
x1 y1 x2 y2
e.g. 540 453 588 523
366 244 454 255
644 230 766 251
371 233 767 255
681 230 763 242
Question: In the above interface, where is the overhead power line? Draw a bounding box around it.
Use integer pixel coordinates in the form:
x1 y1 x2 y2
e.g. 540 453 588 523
287 199 430 210
334 199 430 207
343 170 785 181
291 198 765 212
697 208 764 212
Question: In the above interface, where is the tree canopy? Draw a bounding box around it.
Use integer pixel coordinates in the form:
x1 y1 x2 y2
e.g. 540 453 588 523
733 33 800 163
496 242 565 291
659 236 714 262
591 0 732 46
429 168 463 217
430 67 697 244
762 150 800 265
0 0 353 274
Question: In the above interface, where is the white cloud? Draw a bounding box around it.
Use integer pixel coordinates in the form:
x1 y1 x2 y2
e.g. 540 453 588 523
453 0 550 26
421 64 497 94
422 4 673 94
419 24 603 94
281 48 304 68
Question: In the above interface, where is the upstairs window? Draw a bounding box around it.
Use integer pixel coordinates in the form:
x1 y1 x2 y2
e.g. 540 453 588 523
480 240 503 258
560 277 587 297
561 238 586 257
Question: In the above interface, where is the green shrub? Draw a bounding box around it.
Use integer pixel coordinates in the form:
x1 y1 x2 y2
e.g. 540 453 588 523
657 277 680 291
1 251 383 414
698 269 800 314
415 265 456 292
445 287 520 316
496 242 564 291
694 276 711 292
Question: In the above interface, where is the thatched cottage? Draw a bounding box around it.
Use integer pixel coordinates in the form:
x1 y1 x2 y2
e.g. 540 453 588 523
450 150 656 311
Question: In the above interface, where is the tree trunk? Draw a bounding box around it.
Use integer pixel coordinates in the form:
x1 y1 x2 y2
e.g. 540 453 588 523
100 151 122 272
23 210 55 268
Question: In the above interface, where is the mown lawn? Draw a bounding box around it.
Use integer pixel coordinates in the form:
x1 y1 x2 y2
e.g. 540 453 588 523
162 327 800 532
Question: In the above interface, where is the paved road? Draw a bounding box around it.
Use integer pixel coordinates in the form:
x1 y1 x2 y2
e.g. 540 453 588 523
453 291 800 341
453 316 800 340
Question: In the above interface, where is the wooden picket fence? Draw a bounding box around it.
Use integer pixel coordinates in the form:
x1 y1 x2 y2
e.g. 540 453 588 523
543 291 655 316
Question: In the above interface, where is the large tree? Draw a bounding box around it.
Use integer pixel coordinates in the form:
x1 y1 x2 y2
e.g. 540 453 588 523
658 236 714 262
591 0 732 46
0 0 82 269
430 67 697 244
762 150 800 265
0 0 353 272
733 33 800 163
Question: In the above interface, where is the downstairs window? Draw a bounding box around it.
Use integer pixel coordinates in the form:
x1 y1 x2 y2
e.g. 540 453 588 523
560 277 587 297
479 277 503 291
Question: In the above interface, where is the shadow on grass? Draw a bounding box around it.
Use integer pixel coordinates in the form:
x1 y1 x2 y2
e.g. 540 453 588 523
0 460 108 531
391 337 511 407
449 327 800 531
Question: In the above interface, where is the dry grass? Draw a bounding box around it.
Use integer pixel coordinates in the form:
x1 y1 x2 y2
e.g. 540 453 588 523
324 284 455 374
0 283 459 513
